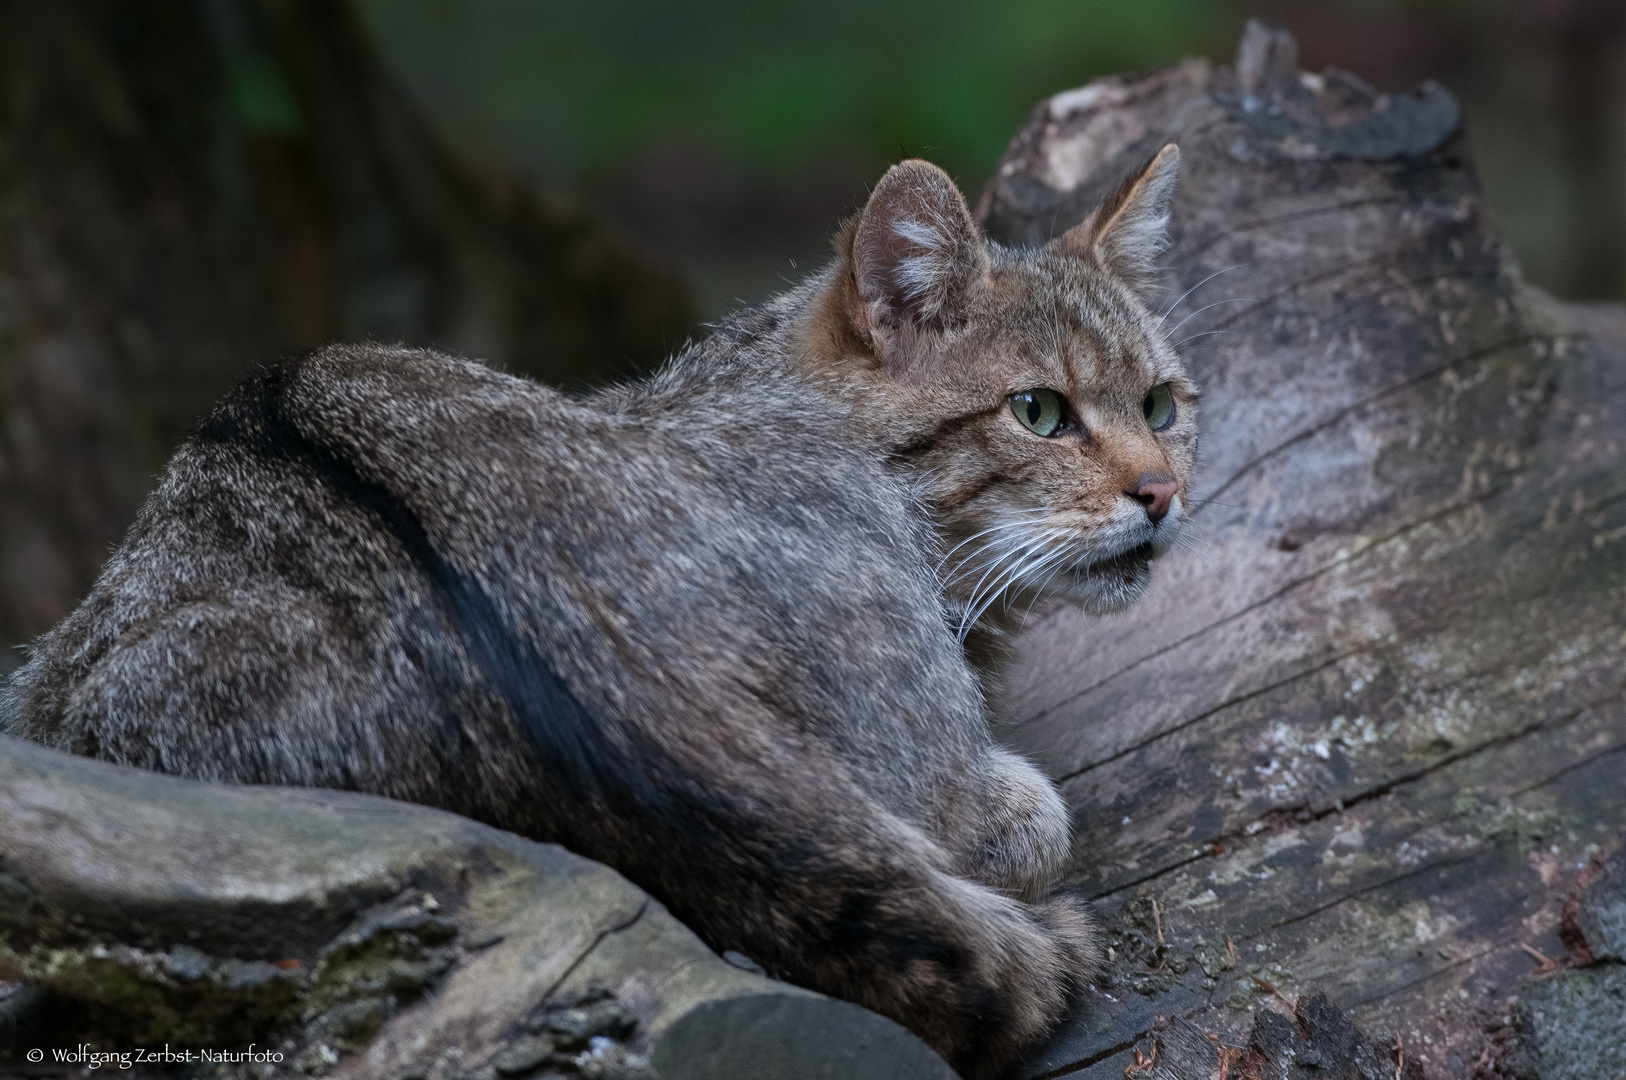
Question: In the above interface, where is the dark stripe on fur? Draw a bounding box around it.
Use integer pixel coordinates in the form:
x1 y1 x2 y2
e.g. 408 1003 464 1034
951 472 1014 507
192 361 635 812
893 411 985 460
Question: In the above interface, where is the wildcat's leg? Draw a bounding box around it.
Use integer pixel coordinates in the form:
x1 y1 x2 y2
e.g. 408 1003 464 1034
17 610 1094 1077
957 748 1073 901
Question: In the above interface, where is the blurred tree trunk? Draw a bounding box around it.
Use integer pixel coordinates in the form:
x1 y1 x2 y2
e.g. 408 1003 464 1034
0 0 692 667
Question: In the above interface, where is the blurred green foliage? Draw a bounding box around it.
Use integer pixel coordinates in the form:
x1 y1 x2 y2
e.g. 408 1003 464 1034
358 0 1225 185
358 0 1626 307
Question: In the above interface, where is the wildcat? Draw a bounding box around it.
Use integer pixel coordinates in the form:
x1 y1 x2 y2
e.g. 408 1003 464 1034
1 146 1194 1078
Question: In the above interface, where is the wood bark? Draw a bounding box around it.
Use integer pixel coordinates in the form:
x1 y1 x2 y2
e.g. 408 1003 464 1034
0 0 691 665
983 20 1626 1080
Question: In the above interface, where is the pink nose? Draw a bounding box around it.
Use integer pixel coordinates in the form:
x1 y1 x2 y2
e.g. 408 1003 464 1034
1128 475 1176 523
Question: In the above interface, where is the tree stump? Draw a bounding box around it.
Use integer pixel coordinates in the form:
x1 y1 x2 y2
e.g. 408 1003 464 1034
983 21 1626 1080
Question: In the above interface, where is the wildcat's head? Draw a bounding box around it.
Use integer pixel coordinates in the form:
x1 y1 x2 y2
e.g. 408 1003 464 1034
803 146 1196 640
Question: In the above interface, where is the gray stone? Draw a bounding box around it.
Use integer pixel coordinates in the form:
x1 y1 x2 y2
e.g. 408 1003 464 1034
1575 877 1626 963
651 992 958 1080
720 950 766 976
535 998 636 1045
1514 965 1626 1080
163 944 213 980
491 1035 558 1076
0 735 906 1078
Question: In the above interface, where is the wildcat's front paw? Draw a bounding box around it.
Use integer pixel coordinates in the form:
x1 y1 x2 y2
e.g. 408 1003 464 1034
968 749 1072 900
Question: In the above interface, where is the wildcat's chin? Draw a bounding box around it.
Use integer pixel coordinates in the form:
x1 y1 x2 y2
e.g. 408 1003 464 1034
1043 505 1187 615
1062 542 1156 615
1050 502 1183 615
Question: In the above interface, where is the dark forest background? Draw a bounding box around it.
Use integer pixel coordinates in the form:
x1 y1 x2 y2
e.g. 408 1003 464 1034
359 0 1626 318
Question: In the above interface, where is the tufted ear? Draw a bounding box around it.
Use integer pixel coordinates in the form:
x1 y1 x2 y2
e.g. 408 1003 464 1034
849 160 989 357
1055 144 1180 291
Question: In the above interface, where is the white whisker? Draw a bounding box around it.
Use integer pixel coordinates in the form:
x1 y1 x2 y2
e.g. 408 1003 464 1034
1010 543 1078 623
941 528 1042 591
1156 264 1244 328
936 510 1053 572
1162 297 1254 340
1170 529 1218 567
1023 536 1086 616
949 533 1027 621
1172 329 1229 350
955 524 1075 641
954 543 1027 639
938 524 1016 574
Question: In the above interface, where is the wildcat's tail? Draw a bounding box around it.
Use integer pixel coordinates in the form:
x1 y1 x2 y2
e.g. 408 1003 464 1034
633 779 1099 1080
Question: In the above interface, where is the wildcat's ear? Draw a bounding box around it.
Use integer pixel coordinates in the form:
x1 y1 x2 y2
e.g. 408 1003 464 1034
1055 144 1180 290
848 160 989 353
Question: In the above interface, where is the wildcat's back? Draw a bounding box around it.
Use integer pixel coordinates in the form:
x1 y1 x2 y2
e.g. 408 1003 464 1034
10 340 975 822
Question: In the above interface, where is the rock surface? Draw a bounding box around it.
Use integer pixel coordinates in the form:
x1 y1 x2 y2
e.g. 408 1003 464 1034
1506 856 1626 1080
0 735 953 1079
1512 967 1626 1080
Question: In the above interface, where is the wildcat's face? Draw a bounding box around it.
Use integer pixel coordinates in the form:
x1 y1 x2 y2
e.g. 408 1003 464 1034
813 147 1195 636
907 248 1198 629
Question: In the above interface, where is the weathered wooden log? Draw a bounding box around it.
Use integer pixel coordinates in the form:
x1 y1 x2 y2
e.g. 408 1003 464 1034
0 735 957 1079
984 20 1626 1080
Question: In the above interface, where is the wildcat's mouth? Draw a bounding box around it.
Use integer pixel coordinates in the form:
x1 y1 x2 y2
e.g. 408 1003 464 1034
947 520 1172 634
1087 539 1157 575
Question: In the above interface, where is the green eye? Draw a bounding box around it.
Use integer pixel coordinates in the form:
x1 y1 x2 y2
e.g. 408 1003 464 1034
1143 383 1176 431
1010 389 1064 437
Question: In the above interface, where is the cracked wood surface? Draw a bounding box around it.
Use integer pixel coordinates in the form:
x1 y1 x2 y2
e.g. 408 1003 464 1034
987 26 1626 1080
